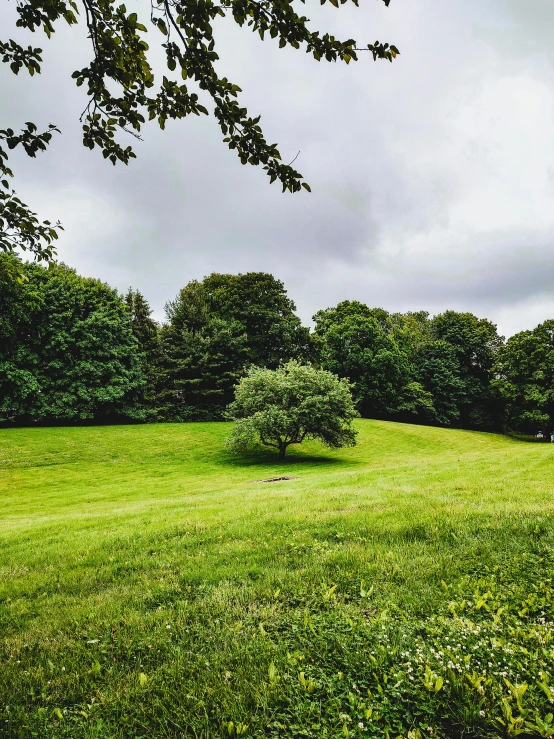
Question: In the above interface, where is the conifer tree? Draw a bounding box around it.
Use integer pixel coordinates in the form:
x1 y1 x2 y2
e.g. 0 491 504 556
124 288 160 418
125 288 159 356
156 282 249 420
157 319 249 421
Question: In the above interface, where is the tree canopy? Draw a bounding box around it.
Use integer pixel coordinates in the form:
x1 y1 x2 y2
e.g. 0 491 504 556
1 0 398 261
5 254 552 437
202 272 312 368
0 253 145 423
313 302 505 430
430 311 503 429
316 310 411 418
494 320 554 434
226 360 358 458
156 272 311 420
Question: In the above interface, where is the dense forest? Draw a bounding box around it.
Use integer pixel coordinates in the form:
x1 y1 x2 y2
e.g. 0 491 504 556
2 253 553 434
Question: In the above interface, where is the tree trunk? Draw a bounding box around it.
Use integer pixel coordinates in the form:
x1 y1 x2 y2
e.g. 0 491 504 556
278 441 287 460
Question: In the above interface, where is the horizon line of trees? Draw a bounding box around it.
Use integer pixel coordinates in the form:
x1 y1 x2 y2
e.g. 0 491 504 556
2 253 554 436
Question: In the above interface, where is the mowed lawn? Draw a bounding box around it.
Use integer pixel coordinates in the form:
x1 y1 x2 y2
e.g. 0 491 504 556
1 421 554 739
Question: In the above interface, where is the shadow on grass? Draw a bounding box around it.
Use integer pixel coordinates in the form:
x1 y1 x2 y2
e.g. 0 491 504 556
506 432 553 445
214 445 361 470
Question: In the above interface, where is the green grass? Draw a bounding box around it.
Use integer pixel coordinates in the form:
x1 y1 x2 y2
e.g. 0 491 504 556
1 420 554 738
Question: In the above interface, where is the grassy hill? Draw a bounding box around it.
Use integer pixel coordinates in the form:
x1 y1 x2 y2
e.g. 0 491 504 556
1 421 554 738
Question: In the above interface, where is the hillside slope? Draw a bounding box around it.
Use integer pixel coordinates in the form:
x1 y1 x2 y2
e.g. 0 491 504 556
1 421 553 738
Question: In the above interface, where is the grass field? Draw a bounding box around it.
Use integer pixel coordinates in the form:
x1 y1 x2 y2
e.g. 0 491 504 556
1 420 554 738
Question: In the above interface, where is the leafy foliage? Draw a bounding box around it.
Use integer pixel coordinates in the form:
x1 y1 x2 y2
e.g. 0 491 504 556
156 273 313 421
0 254 145 423
227 360 358 458
430 311 504 430
494 319 554 434
1 0 399 259
259 551 554 739
314 302 506 431
414 340 464 426
0 123 62 260
0 253 44 419
202 272 313 368
314 304 415 418
5 258 554 435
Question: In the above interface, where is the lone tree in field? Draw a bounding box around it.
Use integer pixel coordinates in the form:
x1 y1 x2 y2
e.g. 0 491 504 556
227 361 358 459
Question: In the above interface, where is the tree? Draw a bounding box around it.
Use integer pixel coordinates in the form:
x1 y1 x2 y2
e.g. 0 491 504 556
1 0 399 261
125 288 160 415
430 311 504 429
313 301 390 337
413 340 464 426
154 273 313 420
394 380 436 424
388 310 431 356
314 303 441 424
0 255 145 423
156 280 249 419
165 280 211 336
494 320 554 434
0 253 43 421
314 307 411 418
227 360 358 459
157 317 249 420
125 288 159 356
203 272 313 367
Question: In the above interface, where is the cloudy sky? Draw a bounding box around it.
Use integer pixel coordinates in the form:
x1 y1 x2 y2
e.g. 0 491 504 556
3 0 554 336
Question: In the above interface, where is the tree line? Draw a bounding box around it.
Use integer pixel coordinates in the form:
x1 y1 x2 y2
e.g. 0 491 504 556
1 253 553 435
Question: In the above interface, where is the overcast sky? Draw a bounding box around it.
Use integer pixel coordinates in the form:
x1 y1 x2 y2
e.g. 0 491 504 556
3 0 554 336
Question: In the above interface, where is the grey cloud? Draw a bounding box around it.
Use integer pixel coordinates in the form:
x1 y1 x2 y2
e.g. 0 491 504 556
473 0 554 65
2 0 554 335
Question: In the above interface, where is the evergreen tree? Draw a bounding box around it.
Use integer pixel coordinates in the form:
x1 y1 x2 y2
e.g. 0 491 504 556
124 288 160 418
155 273 312 420
164 281 210 337
155 282 249 420
125 288 159 356
157 319 248 421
